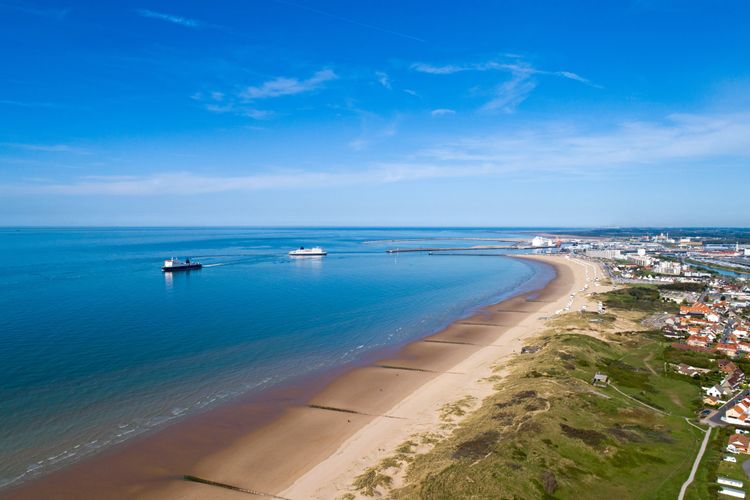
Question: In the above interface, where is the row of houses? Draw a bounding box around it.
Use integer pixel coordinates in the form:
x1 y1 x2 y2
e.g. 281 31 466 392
669 284 750 359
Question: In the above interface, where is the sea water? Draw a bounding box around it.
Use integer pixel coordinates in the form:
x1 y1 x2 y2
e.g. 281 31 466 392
0 227 554 488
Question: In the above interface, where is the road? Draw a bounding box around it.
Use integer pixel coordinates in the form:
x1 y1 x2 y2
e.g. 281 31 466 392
677 426 712 500
707 389 750 427
743 458 750 480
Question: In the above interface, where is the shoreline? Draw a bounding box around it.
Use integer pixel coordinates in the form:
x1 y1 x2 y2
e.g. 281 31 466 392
5 254 584 500
282 254 598 499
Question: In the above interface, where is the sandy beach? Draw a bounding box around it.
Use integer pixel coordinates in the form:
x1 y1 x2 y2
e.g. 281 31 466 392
5 254 602 500
142 255 601 500
282 255 603 499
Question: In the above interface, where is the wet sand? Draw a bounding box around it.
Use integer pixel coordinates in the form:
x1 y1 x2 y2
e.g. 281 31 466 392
283 255 600 499
4 255 598 500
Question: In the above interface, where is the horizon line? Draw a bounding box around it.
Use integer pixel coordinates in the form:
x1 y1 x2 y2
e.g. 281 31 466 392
1 225 749 230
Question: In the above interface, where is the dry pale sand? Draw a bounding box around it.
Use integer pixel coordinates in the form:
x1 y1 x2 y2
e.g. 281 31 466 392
281 255 605 499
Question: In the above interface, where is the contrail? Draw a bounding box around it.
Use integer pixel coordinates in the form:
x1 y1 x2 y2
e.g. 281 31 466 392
273 0 426 43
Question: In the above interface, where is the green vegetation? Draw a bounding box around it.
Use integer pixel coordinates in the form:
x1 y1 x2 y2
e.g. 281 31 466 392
343 288 716 498
663 346 716 369
716 450 750 495
735 360 750 377
364 303 707 499
656 254 682 264
658 282 706 292
396 440 417 455
353 467 393 496
599 286 679 313
439 395 477 421
667 341 750 377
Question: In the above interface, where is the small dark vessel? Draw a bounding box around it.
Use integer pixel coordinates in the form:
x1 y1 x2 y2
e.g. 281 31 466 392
161 258 202 272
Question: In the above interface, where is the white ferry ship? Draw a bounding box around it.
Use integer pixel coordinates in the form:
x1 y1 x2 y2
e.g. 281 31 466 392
288 246 327 257
161 257 202 272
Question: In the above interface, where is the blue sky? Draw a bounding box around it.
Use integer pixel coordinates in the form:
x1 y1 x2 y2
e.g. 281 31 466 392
1 0 749 226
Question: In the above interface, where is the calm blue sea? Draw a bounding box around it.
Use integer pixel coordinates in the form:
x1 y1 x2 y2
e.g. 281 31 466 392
0 227 554 488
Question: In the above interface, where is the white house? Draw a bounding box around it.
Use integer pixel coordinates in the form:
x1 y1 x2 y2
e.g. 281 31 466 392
707 312 722 323
707 384 730 399
724 396 750 427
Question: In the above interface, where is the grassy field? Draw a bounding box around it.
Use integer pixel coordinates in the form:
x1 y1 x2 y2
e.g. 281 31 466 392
657 282 707 293
600 286 679 313
346 289 708 499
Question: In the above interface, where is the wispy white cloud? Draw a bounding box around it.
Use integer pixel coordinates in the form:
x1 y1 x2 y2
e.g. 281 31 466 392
203 103 274 120
555 70 599 87
0 100 72 109
411 63 465 75
482 71 537 113
348 139 369 151
411 57 600 111
8 112 749 196
410 59 597 85
242 109 274 120
375 71 391 89
1 2 69 19
192 90 273 119
417 112 750 171
136 9 201 28
1 143 91 154
4 171 363 195
430 108 456 117
349 116 398 151
198 69 336 120
240 69 337 100
3 164 474 196
411 61 520 75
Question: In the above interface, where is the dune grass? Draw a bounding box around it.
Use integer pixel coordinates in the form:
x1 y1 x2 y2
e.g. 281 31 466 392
352 293 707 499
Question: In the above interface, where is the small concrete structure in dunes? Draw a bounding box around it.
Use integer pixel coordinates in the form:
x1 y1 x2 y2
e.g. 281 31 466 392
591 372 609 387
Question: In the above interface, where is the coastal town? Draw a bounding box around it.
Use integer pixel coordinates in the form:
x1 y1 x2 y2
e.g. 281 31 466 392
564 232 750 498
